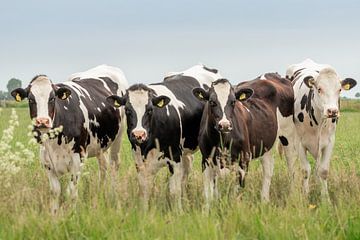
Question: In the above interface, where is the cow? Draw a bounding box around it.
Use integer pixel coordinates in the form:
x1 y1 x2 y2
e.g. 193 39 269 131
107 64 222 209
278 59 357 199
192 73 294 206
11 65 128 214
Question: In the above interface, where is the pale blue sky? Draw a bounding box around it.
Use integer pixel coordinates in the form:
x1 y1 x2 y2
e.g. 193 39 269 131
1 0 359 97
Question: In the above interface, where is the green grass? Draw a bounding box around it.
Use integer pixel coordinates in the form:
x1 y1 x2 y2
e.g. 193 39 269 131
0 107 360 239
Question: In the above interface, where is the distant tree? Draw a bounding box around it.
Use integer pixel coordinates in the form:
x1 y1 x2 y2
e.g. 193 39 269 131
6 78 22 99
356 92 360 98
0 91 7 100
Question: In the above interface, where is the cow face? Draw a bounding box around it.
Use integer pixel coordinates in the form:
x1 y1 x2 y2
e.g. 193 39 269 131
107 84 170 145
11 75 71 131
303 68 357 118
193 79 253 133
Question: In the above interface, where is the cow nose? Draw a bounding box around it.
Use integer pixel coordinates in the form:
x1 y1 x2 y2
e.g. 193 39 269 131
132 130 147 143
327 108 339 118
35 117 51 128
218 119 232 132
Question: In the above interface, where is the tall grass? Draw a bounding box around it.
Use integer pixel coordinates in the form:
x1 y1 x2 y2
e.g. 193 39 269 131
0 108 359 239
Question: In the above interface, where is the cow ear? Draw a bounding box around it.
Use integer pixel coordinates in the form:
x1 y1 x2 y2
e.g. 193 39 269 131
304 76 315 88
192 87 209 101
341 78 357 91
235 88 253 101
55 87 71 100
11 88 28 102
152 95 170 108
107 95 126 108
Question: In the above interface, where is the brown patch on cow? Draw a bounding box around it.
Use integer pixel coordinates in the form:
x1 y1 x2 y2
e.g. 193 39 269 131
236 73 294 118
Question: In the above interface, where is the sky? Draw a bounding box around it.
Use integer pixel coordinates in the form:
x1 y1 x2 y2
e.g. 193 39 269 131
1 0 359 97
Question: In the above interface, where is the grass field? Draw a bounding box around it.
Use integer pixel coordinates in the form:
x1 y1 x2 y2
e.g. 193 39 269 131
0 107 360 239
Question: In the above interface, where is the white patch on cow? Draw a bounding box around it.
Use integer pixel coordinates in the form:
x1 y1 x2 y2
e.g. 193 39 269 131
62 82 90 129
30 76 53 125
128 90 148 133
68 64 128 95
213 81 231 122
64 106 68 110
164 64 223 89
97 107 101 112
89 118 100 128
101 102 106 107
260 74 267 80
240 102 250 112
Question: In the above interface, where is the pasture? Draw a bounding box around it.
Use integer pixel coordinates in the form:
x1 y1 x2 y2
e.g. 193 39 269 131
0 106 360 239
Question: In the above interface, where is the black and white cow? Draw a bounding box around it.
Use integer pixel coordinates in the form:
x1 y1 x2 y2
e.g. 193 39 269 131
192 73 294 205
11 65 128 213
107 64 222 209
278 59 357 198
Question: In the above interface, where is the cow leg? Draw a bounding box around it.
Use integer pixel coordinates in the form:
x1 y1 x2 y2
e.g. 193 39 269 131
277 113 298 192
169 161 184 211
109 122 123 172
96 150 108 183
67 153 82 203
283 140 298 191
260 151 274 202
40 146 61 214
299 144 311 195
180 153 193 195
316 136 335 201
47 170 61 215
135 147 166 210
203 159 218 210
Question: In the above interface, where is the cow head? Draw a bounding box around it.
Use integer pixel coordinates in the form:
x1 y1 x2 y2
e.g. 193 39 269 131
303 68 357 118
193 79 253 133
107 84 170 145
11 75 71 131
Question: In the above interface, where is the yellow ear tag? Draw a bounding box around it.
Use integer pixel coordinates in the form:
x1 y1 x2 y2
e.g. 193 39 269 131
15 93 22 102
114 100 120 107
343 83 350 90
157 99 164 108
239 93 246 100
198 92 204 99
61 92 67 100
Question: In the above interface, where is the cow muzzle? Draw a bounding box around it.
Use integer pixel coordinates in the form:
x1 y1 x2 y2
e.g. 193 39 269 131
326 108 339 118
35 117 51 129
217 119 232 133
131 130 147 144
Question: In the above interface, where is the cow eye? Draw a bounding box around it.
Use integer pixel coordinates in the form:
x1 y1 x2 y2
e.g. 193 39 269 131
48 97 55 103
231 100 236 106
317 88 322 94
209 100 217 107
28 98 35 104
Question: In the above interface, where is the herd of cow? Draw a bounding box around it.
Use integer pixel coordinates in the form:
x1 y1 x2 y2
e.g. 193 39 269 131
10 59 357 213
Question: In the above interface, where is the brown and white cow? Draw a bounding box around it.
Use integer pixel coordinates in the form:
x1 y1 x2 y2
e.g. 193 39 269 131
278 59 357 199
11 65 128 214
193 73 294 205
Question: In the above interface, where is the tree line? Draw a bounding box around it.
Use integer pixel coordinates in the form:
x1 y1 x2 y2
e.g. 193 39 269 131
0 78 22 100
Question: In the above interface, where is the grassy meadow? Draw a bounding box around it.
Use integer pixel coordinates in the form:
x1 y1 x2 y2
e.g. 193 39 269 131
0 105 360 239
